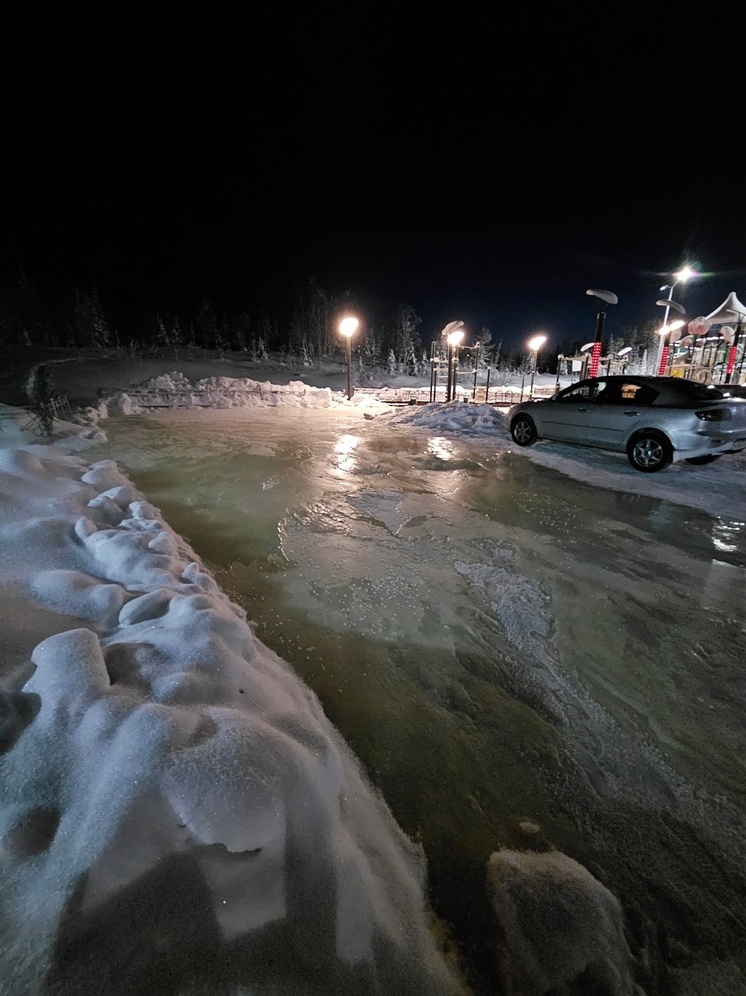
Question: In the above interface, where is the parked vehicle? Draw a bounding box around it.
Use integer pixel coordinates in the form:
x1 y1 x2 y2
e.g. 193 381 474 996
508 376 746 472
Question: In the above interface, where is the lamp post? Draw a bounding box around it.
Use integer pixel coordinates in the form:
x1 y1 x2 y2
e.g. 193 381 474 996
339 316 359 400
655 266 696 375
615 345 633 375
527 333 547 400
585 289 618 377
437 321 465 402
724 310 745 384
579 342 594 381
655 306 686 377
655 315 685 376
446 328 465 401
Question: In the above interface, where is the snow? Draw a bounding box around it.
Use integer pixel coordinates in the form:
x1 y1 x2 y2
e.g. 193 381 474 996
4 359 746 993
94 371 385 419
89 370 746 520
0 411 459 994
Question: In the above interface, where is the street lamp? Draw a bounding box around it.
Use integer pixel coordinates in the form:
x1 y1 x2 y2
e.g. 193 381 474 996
446 328 465 402
585 289 618 377
579 342 595 380
615 345 632 375
655 318 685 376
527 333 547 400
339 316 359 400
654 305 686 375
655 266 696 375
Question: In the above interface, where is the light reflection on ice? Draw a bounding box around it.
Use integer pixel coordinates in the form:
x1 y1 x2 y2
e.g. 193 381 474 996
333 434 360 473
427 436 454 461
711 517 745 553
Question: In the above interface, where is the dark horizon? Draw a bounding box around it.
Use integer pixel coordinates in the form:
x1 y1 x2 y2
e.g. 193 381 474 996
3 14 744 354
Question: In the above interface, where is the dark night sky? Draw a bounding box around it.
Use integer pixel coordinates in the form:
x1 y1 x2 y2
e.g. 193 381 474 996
3 13 744 349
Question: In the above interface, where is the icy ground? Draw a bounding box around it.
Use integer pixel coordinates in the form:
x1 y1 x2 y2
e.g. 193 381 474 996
2 357 746 995
0 407 460 996
95 403 746 995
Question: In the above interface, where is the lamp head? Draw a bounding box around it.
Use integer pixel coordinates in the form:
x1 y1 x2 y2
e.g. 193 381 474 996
585 288 618 306
339 316 359 338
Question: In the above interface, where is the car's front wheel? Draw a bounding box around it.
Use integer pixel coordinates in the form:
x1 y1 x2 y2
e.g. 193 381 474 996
627 431 673 472
685 455 721 465
511 415 537 447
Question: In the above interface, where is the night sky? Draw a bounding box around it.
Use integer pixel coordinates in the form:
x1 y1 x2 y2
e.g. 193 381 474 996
3 14 744 350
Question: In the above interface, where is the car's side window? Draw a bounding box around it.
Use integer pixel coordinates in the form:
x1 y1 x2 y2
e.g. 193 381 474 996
557 381 606 402
600 383 659 405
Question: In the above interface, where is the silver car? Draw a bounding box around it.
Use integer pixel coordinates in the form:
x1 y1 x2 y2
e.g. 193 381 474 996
508 376 746 472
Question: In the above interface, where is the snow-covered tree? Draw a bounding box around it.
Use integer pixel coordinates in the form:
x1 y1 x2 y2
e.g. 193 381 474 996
390 304 421 371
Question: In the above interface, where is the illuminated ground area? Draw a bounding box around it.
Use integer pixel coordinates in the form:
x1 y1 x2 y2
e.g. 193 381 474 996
98 408 746 994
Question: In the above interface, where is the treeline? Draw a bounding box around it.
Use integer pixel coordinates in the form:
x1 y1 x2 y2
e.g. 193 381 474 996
0 271 504 374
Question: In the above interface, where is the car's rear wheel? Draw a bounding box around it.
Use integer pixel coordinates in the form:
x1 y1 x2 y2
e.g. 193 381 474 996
511 415 537 447
685 454 721 465
627 431 673 472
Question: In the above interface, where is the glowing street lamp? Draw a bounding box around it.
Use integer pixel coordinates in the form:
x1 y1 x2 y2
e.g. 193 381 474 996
446 327 465 402
654 306 686 376
585 289 618 377
655 266 696 375
339 316 359 400
527 333 547 400
655 318 685 376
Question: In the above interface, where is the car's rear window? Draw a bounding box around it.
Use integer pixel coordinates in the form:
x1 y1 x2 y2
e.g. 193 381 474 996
667 380 728 402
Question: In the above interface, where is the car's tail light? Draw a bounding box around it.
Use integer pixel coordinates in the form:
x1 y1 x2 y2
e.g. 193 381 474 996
696 408 732 421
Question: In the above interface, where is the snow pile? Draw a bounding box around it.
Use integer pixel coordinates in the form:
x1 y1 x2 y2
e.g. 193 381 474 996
486 849 641 996
0 443 459 993
389 400 510 436
0 402 108 450
98 371 343 415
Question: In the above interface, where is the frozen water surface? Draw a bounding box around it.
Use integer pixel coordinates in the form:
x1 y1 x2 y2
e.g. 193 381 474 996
98 408 746 994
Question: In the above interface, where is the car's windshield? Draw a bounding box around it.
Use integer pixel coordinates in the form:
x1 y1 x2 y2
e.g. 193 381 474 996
556 380 606 401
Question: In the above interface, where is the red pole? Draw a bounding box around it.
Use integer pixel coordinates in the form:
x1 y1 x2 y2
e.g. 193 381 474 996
726 345 738 379
658 344 670 376
589 341 603 378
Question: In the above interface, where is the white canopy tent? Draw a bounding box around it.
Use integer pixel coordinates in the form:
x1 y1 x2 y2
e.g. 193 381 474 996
704 292 746 325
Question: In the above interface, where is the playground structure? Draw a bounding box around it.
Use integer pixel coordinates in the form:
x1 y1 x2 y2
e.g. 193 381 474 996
663 292 746 385
424 290 746 406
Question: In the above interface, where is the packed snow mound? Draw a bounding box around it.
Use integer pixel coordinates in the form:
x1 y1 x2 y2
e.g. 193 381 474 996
0 447 459 995
97 371 346 415
486 849 641 996
389 400 509 436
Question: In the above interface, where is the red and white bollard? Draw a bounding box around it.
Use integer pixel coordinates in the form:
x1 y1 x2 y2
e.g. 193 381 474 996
588 341 603 378
657 344 670 377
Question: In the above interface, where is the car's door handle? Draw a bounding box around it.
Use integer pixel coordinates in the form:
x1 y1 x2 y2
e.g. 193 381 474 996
577 407 589 413
624 411 639 416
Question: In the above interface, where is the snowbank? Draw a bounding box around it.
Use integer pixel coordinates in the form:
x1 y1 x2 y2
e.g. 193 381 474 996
0 422 459 994
388 400 510 436
96 371 352 417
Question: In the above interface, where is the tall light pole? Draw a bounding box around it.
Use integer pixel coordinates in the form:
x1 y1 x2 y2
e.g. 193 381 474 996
655 266 696 375
654 301 686 375
446 328 465 401
527 333 547 400
438 321 465 402
339 316 359 400
585 289 618 377
655 319 685 376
